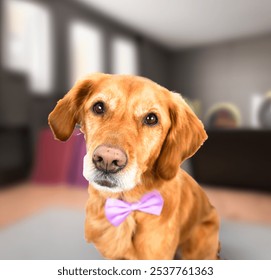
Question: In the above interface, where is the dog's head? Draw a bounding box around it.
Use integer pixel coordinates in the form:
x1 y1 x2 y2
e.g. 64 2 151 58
48 73 207 193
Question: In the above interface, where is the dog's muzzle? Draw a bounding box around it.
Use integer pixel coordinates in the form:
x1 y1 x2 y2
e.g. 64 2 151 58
91 145 127 188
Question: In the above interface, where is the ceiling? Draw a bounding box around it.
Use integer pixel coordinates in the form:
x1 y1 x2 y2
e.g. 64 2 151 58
77 0 271 50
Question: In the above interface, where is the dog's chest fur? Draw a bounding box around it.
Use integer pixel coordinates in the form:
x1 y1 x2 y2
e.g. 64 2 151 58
85 197 138 259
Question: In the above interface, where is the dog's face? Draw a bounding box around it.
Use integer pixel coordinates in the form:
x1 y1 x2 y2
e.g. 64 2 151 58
48 73 207 193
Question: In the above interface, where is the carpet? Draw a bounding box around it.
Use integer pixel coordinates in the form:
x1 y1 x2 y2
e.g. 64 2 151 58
0 208 102 260
0 207 270 260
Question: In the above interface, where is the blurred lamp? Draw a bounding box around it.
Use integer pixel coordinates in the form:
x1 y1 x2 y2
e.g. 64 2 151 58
258 91 271 129
205 103 241 129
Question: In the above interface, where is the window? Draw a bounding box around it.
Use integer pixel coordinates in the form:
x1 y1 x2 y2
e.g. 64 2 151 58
69 21 104 86
111 35 138 75
2 0 53 94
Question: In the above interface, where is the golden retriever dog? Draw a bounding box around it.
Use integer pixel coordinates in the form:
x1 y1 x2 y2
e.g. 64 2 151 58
48 73 220 260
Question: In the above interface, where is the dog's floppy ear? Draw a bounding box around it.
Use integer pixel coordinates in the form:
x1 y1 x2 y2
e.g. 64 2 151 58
155 92 207 180
48 78 93 141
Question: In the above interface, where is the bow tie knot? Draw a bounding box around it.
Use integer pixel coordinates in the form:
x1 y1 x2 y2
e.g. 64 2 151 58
105 191 164 226
130 203 140 211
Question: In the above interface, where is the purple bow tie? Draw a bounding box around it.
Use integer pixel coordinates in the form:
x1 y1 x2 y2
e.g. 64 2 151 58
105 191 164 226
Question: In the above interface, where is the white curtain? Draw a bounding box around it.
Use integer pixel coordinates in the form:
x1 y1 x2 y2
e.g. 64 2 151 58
69 21 104 86
2 0 53 94
111 35 138 75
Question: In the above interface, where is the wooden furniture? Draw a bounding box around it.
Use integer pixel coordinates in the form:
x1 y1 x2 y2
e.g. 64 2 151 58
191 129 271 192
0 72 32 186
0 126 31 186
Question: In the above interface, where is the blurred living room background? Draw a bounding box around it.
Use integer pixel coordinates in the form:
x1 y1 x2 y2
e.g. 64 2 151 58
0 0 271 259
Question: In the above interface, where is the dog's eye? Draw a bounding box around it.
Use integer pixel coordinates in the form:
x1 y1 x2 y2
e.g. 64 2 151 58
144 113 158 126
92 102 105 115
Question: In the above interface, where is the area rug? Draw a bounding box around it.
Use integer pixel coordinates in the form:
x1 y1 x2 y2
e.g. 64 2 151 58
0 207 270 259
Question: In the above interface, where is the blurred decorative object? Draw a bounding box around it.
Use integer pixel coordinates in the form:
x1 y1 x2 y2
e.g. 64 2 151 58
258 91 271 129
205 102 241 129
183 98 202 117
69 20 104 87
31 128 87 187
250 93 264 128
2 0 53 94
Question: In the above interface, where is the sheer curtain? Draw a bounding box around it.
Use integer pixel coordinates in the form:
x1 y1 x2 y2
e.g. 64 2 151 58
69 21 104 87
111 35 138 75
2 0 53 94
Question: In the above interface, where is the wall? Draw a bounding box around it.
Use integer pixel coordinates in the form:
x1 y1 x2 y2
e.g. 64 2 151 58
0 0 170 126
0 0 170 183
140 40 170 87
46 0 170 94
169 34 271 126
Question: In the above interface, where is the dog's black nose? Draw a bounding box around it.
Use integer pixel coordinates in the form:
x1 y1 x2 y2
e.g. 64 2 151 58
92 145 127 173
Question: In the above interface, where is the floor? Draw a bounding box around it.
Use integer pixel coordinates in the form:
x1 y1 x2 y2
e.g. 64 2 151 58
204 187 271 225
1 182 271 228
0 183 87 227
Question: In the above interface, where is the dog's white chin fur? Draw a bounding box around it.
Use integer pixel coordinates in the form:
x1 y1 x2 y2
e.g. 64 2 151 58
90 182 127 193
83 154 139 193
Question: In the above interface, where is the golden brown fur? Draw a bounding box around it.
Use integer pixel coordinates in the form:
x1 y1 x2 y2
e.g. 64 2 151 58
48 73 220 260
